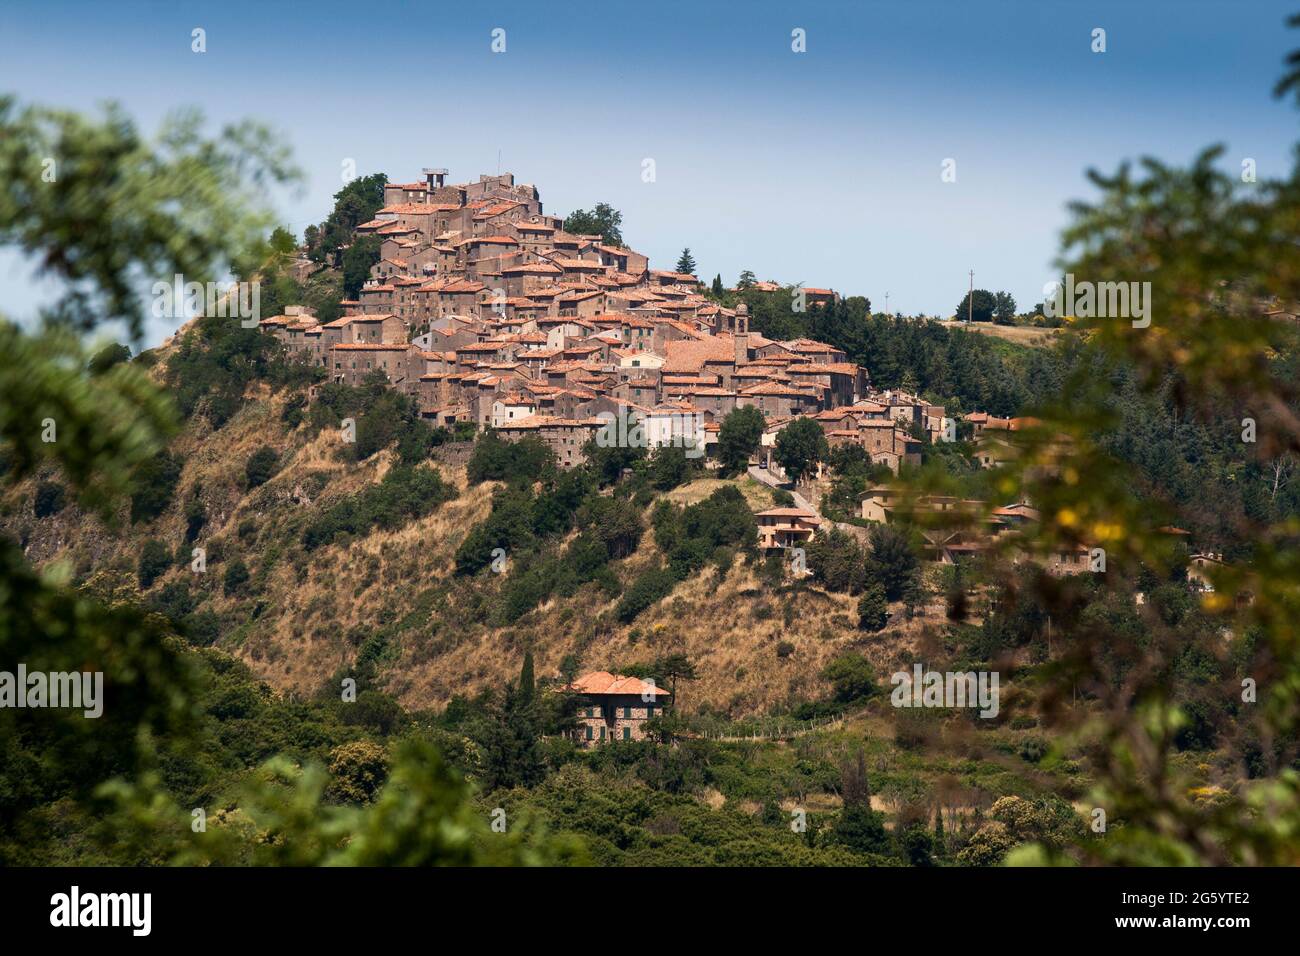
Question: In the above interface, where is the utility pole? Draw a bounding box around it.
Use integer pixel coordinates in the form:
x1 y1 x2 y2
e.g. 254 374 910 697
967 270 974 324
885 291 890 317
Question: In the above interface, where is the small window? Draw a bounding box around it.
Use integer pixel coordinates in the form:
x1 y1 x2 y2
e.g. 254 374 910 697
585 725 593 741
622 727 631 741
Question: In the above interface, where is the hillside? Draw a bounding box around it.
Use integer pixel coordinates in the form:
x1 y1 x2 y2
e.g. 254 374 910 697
4 338 949 718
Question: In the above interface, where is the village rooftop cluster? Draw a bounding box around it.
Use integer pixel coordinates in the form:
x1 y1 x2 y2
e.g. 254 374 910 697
263 167 949 472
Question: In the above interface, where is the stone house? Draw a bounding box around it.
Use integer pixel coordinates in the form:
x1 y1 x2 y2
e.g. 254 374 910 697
563 672 671 746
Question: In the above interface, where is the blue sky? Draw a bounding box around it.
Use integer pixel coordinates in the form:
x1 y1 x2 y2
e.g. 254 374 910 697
1 0 1296 345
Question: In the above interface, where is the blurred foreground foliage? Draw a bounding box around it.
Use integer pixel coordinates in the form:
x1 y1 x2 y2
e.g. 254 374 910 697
0 99 575 865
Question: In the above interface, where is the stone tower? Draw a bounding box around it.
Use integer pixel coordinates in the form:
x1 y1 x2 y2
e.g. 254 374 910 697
734 303 750 366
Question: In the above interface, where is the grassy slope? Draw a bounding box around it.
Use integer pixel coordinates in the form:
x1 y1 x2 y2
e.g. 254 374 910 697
3 353 965 721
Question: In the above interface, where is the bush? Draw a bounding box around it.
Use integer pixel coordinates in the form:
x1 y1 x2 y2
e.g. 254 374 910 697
776 640 795 659
245 445 280 488
833 803 889 855
303 464 454 551
652 486 757 579
223 558 250 596
184 495 207 542
137 539 172 589
805 528 867 593
616 566 679 623
821 653 877 704
453 487 536 574
33 480 66 518
130 450 182 523
1019 736 1048 764
466 431 554 485
577 496 644 559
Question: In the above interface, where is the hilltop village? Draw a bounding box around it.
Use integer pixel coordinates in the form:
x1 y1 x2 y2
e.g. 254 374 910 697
265 167 949 472
261 167 1203 589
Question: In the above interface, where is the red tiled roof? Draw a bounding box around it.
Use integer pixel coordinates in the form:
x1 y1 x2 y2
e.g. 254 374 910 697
565 671 672 698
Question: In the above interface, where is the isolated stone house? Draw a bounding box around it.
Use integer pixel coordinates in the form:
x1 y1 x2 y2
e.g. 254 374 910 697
563 672 671 746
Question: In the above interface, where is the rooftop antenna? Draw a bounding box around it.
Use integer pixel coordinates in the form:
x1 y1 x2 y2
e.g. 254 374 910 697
497 149 501 176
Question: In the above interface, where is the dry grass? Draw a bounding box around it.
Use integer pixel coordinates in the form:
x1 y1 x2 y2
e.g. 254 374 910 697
934 320 1062 347
661 475 777 510
4 385 951 720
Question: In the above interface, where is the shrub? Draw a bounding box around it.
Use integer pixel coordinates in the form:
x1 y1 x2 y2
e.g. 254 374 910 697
184 494 207 542
223 558 250 596
303 464 454 551
33 480 66 518
1019 736 1048 764
616 566 679 623
821 653 877 704
130 450 182 523
577 496 644 559
245 445 280 488
137 539 172 589
652 485 757 579
805 528 867 593
467 431 554 485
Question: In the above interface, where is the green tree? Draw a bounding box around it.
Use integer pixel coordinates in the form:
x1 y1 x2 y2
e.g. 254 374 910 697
309 172 387 263
867 524 919 601
856 582 889 631
649 443 694 491
130 450 182 524
717 406 765 476
477 664 544 792
993 290 1017 324
656 653 697 711
326 741 389 804
774 416 828 483
341 234 381 298
675 248 697 275
954 288 996 323
900 822 935 866
518 651 536 709
183 493 207 543
577 495 645 558
833 752 889 854
821 653 877 704
563 202 623 245
805 528 867 593
88 342 131 373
